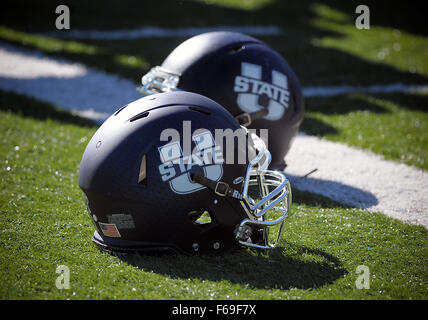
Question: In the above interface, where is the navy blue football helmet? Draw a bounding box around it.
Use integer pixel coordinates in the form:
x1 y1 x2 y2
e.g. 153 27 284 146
79 91 291 255
138 31 304 170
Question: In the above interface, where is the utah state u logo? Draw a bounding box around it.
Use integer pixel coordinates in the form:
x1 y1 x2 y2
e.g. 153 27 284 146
234 62 289 121
157 131 224 194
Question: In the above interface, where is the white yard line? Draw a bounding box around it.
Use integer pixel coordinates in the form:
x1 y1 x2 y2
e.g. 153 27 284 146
303 84 428 97
286 133 428 228
42 25 283 39
0 42 427 228
0 43 140 121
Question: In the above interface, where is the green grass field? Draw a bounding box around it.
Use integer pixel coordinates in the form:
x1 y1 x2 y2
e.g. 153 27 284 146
0 0 427 300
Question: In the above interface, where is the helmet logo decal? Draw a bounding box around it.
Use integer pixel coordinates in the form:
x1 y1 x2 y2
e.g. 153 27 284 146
158 131 224 194
234 62 289 121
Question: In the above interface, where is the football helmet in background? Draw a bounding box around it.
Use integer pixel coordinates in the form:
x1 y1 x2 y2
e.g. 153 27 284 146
79 91 291 255
138 31 304 170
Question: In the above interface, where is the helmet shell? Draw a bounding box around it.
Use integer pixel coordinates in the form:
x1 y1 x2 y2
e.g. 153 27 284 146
79 91 253 254
161 31 304 168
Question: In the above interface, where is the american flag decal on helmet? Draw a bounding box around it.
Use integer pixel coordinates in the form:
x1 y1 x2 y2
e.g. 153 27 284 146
99 222 121 238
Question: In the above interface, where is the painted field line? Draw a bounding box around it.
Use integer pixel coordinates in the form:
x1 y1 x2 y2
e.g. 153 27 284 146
42 25 283 39
286 133 428 228
0 42 140 121
303 83 428 97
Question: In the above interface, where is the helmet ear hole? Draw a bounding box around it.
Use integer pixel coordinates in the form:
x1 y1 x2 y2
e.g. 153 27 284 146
187 210 213 225
195 211 213 225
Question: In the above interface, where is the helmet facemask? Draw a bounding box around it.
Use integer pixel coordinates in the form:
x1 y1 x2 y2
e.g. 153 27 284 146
138 66 180 95
235 131 292 249
190 128 292 250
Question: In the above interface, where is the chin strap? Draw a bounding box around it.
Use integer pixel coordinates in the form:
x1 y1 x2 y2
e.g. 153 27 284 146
235 108 268 126
192 174 243 199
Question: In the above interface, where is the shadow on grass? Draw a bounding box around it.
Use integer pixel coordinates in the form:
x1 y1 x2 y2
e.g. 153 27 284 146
373 92 428 113
304 93 389 115
301 92 427 137
119 245 346 291
0 89 97 127
291 188 351 209
300 116 339 136
319 0 427 36
304 92 428 116
287 174 378 209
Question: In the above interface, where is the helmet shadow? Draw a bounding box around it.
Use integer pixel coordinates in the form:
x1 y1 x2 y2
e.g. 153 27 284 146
117 244 347 291
288 174 378 209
